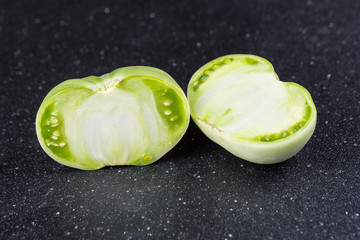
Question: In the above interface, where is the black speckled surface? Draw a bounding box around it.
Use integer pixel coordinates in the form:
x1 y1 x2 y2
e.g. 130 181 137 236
1 0 360 239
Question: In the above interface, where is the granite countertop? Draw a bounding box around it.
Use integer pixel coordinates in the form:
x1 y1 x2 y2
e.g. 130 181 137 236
1 0 359 239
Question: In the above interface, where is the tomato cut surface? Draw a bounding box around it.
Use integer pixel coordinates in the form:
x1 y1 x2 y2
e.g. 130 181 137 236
187 55 317 164
36 67 190 170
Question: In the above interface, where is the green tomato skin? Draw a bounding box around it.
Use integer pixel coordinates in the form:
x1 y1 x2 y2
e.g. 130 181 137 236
187 54 317 164
36 66 190 170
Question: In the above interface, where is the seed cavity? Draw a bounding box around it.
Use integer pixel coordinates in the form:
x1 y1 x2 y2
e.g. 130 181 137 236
199 74 208 82
164 110 172 115
224 58 232 64
273 133 281 139
50 117 59 126
163 99 173 106
245 57 259 65
46 139 52 146
170 116 179 121
194 58 234 90
263 136 271 141
257 121 306 142
212 64 220 70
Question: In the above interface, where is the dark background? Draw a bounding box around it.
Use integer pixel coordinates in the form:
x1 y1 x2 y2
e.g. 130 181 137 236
1 0 359 239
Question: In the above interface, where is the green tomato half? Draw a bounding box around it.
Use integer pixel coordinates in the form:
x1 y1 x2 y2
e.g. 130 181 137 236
36 66 190 170
187 54 317 164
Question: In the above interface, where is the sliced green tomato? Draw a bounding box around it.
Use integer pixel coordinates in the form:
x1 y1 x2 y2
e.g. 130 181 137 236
36 66 190 170
187 54 317 164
